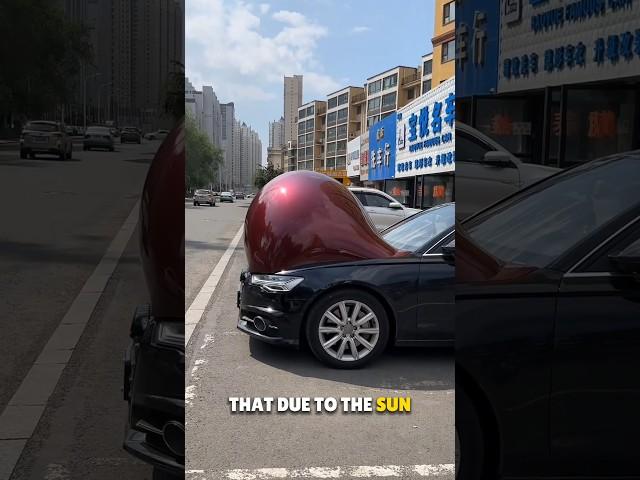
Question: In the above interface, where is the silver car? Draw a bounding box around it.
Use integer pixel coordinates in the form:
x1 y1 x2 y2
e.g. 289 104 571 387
349 187 421 231
20 120 73 160
193 189 216 206
83 126 114 151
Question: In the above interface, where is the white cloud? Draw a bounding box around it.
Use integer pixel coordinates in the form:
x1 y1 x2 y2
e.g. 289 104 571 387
272 10 307 26
258 3 270 14
351 26 371 34
305 72 342 96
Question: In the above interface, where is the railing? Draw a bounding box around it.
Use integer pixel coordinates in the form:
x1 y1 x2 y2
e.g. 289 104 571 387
401 72 420 85
352 93 366 103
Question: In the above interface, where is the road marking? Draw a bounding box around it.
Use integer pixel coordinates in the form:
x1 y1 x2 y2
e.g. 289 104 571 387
0 201 140 480
185 224 244 346
186 464 454 479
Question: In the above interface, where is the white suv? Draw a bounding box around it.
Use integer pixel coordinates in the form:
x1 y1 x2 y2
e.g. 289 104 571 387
349 187 421 231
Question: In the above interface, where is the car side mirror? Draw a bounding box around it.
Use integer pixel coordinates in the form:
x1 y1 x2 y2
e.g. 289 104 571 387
481 150 513 167
388 201 403 209
441 245 455 264
609 239 640 276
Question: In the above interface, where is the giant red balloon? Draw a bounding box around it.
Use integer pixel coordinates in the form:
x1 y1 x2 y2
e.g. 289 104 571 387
244 171 405 273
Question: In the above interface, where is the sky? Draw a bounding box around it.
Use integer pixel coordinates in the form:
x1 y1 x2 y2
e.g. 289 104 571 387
185 0 435 164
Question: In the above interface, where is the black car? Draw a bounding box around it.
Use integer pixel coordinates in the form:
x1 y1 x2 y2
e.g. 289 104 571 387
121 126 142 144
238 203 455 368
456 152 640 479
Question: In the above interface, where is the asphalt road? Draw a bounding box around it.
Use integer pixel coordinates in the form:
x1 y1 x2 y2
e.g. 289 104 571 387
185 200 455 479
0 140 161 479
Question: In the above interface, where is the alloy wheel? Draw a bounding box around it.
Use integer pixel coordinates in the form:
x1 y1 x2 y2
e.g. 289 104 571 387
318 300 380 362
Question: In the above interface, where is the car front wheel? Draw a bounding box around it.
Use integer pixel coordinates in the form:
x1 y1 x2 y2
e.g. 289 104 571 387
306 289 389 369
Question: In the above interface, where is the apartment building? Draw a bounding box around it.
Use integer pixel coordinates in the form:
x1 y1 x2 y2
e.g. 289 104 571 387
322 86 365 184
432 0 455 84
268 117 285 148
422 53 434 94
364 66 420 130
296 100 327 171
283 75 303 145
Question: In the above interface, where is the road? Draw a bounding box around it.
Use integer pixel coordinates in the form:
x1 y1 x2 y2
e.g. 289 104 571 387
0 140 160 479
185 199 455 480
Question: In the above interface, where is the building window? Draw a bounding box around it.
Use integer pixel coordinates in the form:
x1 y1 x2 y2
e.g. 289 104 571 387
326 157 336 169
336 156 347 169
298 134 305 147
328 97 338 109
327 127 337 142
367 79 382 95
336 140 347 155
422 79 432 93
423 59 433 75
306 118 314 131
408 88 415 100
337 107 348 124
327 111 337 127
367 97 381 113
442 39 455 63
308 105 314 116
381 91 397 110
367 115 380 129
327 141 337 155
356 105 362 115
306 146 313 157
306 133 314 144
383 74 398 90
337 124 347 140
298 109 307 120
338 92 349 105
443 1 455 24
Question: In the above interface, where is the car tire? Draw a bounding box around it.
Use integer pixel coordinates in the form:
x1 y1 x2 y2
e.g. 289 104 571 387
20 150 26 159
194 201 198 206
67 147 72 160
109 147 114 152
306 289 389 369
58 149 65 160
152 468 181 480
209 202 214 206
456 384 486 480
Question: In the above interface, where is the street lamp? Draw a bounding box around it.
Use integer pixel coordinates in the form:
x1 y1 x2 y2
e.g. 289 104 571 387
83 71 102 131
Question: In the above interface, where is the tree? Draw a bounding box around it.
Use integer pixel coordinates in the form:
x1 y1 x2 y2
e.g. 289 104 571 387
185 113 223 192
254 164 285 189
0 0 93 117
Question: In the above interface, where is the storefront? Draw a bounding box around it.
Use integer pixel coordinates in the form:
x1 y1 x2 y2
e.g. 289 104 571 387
317 168 351 185
346 136 362 186
367 113 397 197
458 0 640 168
396 77 455 208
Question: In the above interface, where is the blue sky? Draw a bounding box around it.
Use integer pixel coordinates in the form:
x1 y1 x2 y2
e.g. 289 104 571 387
186 0 435 162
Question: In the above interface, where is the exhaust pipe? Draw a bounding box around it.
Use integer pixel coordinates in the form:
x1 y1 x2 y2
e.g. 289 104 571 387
253 316 267 332
162 420 185 457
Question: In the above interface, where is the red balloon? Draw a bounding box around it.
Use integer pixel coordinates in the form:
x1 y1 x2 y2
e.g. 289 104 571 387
139 121 185 318
244 171 406 273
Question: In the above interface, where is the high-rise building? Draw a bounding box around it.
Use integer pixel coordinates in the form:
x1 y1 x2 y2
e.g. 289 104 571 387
268 117 285 148
283 75 303 145
296 101 327 171
432 0 455 85
220 102 235 189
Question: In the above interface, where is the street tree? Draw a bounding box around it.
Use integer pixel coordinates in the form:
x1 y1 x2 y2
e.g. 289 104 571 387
254 164 285 189
185 113 223 193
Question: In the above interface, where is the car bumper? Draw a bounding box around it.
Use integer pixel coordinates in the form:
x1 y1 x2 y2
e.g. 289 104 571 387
121 135 140 142
123 306 184 475
22 141 63 152
236 276 307 347
220 197 233 202
84 140 113 148
194 197 213 203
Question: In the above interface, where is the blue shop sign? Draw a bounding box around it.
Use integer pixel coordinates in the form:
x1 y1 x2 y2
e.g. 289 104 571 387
368 114 396 181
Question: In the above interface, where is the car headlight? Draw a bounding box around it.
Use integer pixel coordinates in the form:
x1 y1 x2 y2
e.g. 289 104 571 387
249 274 303 293
154 321 185 348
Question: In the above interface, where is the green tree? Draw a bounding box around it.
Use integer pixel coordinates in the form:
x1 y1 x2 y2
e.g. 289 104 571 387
185 113 223 193
254 164 285 189
0 0 93 117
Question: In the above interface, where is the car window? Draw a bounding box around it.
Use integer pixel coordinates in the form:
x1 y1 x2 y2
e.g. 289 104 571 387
25 122 57 132
466 155 640 269
383 204 455 252
457 132 493 164
352 191 368 206
364 193 392 208
86 127 109 134
575 218 640 273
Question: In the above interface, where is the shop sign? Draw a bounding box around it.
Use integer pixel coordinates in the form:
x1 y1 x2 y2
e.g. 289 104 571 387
316 169 348 179
499 0 640 92
346 136 360 177
395 77 455 178
368 114 396 181
360 135 369 181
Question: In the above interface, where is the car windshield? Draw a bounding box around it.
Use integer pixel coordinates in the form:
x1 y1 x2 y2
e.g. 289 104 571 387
383 204 455 252
25 122 57 132
465 154 640 268
87 127 109 134
222 192 231 195
195 190 209 195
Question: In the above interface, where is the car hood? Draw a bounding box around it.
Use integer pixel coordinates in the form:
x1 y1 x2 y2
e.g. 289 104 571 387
518 162 560 186
244 171 408 273
405 207 422 216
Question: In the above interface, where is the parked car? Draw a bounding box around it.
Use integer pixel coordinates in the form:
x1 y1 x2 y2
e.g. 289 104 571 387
193 189 216 206
456 152 640 479
349 187 421 231
456 122 559 220
121 127 142 144
83 126 114 151
238 171 454 368
234 191 245 199
219 192 234 203
245 193 255 199
145 129 169 141
20 120 73 160
123 125 184 479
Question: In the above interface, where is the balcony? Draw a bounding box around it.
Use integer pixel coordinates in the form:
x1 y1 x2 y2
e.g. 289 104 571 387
352 93 366 104
401 72 421 87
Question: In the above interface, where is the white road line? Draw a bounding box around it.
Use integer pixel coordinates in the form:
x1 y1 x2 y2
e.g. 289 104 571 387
0 201 140 480
185 224 244 346
186 464 454 479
